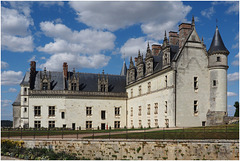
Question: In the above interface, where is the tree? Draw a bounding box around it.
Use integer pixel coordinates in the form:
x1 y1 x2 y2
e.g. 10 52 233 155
234 101 239 117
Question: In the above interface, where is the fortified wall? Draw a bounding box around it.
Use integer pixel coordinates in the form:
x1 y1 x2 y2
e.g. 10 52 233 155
22 139 238 160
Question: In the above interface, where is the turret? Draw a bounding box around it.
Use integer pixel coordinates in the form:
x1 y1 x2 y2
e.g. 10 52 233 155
208 26 229 114
120 59 127 76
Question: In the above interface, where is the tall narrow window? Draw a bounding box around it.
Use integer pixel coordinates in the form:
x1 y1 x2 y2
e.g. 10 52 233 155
101 110 106 120
48 121 55 128
71 83 77 91
194 100 198 114
139 85 141 96
86 121 92 129
147 104 150 115
61 112 65 119
138 106 141 116
34 121 41 128
24 98 27 102
165 101 167 113
131 89 133 97
217 56 221 62
24 108 27 112
213 80 217 87
34 106 41 116
194 77 198 91
114 121 120 129
148 82 151 93
131 107 133 116
49 106 55 116
115 107 120 116
154 103 158 114
165 76 167 87
86 107 92 116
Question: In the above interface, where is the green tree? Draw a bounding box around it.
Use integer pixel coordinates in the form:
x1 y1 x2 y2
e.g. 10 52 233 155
234 101 239 117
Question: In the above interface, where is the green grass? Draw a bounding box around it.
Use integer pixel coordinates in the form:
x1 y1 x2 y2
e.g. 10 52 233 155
84 124 239 140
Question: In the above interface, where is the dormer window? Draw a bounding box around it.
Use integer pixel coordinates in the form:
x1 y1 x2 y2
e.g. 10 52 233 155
217 56 221 62
42 82 48 90
71 83 77 91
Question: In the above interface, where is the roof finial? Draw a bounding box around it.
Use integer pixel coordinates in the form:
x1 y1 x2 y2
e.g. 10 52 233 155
192 15 195 27
216 18 218 27
164 30 167 38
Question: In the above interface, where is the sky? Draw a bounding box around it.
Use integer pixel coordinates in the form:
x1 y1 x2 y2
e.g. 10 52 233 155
1 1 239 120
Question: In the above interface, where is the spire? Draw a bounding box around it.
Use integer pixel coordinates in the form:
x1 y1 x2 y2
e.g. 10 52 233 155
191 15 195 27
120 59 127 76
146 42 152 58
163 30 168 48
129 56 134 69
208 26 229 54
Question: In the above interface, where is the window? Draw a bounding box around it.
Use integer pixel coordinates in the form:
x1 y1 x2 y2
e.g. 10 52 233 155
86 121 92 129
213 80 217 87
148 82 151 93
154 103 158 114
138 106 141 116
165 76 167 87
63 124 66 128
49 106 55 116
194 77 198 91
24 98 27 102
147 104 150 115
148 119 151 127
61 112 65 119
139 120 142 127
155 119 158 127
165 119 169 128
114 121 120 129
131 89 133 97
115 107 120 116
24 108 27 112
86 107 92 116
24 88 27 93
194 100 198 114
71 83 77 91
165 101 167 113
101 110 106 120
42 82 48 90
34 121 41 128
34 106 41 116
139 85 141 96
217 56 221 62
131 107 133 116
48 121 55 128
164 54 168 65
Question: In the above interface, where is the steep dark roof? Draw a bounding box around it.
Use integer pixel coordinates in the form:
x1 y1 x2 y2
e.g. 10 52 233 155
20 72 30 86
120 60 127 76
208 26 229 54
12 92 21 106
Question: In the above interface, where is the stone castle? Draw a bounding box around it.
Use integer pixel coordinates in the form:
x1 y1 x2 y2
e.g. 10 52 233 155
13 17 229 129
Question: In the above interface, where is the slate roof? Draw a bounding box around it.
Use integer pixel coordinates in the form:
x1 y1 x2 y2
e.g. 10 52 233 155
208 26 229 54
12 92 21 106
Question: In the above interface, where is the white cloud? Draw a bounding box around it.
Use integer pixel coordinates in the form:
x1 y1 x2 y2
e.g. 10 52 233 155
232 42 239 49
120 37 158 58
227 72 239 81
69 1 191 40
235 53 239 58
1 99 12 107
8 88 17 93
28 55 37 62
1 61 9 69
1 6 34 52
38 1 64 7
227 92 238 97
39 53 111 71
225 1 239 15
201 7 215 19
37 22 116 55
1 70 23 85
40 57 46 60
231 60 239 66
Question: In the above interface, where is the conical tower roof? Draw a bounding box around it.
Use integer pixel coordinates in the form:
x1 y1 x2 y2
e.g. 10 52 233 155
120 60 127 76
208 26 229 54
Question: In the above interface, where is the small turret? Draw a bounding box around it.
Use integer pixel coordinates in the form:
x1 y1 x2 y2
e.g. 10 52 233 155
120 59 127 76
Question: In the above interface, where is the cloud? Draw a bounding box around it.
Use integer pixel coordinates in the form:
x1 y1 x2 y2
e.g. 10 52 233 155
1 70 23 85
227 92 238 97
8 88 17 93
232 42 239 49
231 60 239 66
235 53 239 58
227 72 239 81
1 61 9 69
69 1 191 40
120 37 158 58
1 99 12 107
1 6 34 52
28 55 37 62
38 1 64 7
40 57 46 60
37 21 116 55
201 7 215 19
39 53 111 71
225 1 239 15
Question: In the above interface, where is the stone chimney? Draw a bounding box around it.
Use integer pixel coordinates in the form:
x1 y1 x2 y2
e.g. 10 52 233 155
178 23 192 48
30 61 36 74
169 31 179 46
152 44 162 56
29 61 36 90
63 62 68 79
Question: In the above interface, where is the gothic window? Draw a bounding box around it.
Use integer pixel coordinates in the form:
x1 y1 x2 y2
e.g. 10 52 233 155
194 100 198 114
42 82 48 90
86 121 92 129
148 82 151 93
139 85 141 96
34 106 41 116
114 121 120 129
34 121 41 128
138 106 141 116
115 107 120 116
213 80 217 87
194 77 198 91
48 121 55 128
61 112 65 119
86 107 92 116
154 103 158 114
71 83 77 91
165 101 167 113
49 106 55 116
147 104 150 115
217 56 221 62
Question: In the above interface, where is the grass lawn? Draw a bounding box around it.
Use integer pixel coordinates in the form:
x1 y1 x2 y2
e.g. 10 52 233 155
84 124 239 140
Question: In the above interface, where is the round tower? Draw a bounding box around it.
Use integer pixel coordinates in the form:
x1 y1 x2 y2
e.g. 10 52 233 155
208 26 229 113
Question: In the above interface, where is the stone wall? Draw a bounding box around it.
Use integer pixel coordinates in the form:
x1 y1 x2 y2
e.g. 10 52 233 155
23 139 239 160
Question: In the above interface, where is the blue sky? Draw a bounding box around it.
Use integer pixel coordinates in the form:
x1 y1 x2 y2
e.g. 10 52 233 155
1 1 239 120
